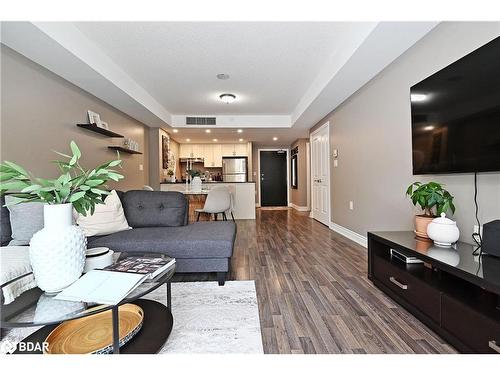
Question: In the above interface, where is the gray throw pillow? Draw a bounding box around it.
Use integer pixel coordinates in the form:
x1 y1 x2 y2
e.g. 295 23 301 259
5 196 44 246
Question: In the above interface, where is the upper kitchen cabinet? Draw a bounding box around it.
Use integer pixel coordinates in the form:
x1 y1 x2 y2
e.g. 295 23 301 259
222 143 248 157
203 144 222 168
180 144 204 158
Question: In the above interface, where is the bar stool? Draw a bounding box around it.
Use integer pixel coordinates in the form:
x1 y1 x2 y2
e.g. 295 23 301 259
195 187 234 221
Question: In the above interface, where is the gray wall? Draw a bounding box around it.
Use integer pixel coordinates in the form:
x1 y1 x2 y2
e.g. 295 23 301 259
311 22 500 243
1 45 149 191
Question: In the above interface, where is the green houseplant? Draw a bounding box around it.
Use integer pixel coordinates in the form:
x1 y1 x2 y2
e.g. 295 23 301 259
406 181 456 238
0 141 123 215
0 141 123 292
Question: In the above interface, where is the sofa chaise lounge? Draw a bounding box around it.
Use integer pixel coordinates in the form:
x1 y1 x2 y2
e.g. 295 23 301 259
0 190 236 286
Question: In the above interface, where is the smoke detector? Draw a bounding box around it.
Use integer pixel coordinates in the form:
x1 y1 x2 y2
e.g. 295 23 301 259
216 73 230 80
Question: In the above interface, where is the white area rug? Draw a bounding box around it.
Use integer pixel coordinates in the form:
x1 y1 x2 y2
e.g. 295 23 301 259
1 280 264 354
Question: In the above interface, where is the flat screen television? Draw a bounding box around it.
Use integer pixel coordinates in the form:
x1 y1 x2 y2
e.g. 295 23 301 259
411 36 500 174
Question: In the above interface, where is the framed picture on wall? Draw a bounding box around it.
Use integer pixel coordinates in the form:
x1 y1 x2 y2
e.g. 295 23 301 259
291 146 298 189
162 135 170 169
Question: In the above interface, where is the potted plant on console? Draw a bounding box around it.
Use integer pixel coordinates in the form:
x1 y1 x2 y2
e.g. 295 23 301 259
406 181 456 240
0 141 123 293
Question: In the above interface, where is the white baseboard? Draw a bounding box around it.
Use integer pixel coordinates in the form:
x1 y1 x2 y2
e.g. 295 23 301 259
329 222 367 248
290 203 309 212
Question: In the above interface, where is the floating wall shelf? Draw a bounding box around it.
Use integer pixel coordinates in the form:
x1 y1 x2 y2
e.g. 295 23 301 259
77 123 124 138
108 146 143 155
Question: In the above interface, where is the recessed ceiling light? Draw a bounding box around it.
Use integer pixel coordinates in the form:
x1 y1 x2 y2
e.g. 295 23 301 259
237 129 243 133
216 73 230 80
219 93 236 104
273 137 278 141
205 129 211 133
172 129 178 133
213 138 218 142
239 138 244 142
186 138 191 142
411 93 428 102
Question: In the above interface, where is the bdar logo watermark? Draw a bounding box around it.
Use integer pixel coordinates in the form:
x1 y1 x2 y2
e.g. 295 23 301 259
1 340 48 353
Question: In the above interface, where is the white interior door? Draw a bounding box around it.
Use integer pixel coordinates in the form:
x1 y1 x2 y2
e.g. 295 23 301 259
311 123 330 226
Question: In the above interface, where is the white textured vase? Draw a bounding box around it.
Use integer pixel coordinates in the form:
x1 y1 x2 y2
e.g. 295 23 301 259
29 203 87 293
191 176 202 192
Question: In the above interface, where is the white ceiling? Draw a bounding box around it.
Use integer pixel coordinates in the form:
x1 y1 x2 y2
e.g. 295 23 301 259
1 21 438 145
73 22 373 115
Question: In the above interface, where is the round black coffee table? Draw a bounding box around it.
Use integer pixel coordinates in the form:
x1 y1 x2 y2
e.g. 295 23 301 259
1 252 175 354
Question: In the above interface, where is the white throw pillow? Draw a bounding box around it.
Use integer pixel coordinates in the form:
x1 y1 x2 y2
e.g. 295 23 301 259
74 190 131 237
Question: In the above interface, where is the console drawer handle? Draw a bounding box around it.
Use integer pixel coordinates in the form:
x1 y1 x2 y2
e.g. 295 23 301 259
489 340 500 353
389 276 408 290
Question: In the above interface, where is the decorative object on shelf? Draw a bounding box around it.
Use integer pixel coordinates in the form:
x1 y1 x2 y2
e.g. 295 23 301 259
44 303 144 354
87 110 102 127
0 141 124 292
406 181 456 239
99 121 109 130
123 138 139 152
426 213 460 247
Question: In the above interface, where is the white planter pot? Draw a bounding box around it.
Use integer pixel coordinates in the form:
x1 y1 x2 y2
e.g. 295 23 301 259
191 176 202 192
29 203 87 293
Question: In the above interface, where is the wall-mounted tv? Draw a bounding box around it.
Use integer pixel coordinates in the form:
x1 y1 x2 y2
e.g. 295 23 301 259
411 36 500 174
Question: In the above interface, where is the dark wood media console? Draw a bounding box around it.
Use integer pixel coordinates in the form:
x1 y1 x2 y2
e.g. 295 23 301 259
368 231 500 353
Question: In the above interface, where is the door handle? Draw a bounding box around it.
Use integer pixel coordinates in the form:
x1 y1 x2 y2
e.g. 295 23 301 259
489 340 500 353
389 276 408 290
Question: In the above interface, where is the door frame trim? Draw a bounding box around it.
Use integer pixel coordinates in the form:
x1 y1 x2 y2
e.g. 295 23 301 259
257 148 290 207
309 121 331 225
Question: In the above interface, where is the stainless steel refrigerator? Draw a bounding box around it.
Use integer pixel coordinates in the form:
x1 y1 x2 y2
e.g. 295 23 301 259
222 157 248 182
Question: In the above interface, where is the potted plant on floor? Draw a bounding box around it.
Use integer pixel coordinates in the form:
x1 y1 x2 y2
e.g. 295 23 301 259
0 141 123 292
406 181 456 239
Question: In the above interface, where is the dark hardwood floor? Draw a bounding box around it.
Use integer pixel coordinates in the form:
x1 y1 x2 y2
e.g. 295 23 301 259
174 208 456 354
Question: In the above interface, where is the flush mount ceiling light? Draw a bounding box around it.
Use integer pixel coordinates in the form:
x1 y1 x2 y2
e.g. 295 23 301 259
239 138 244 142
205 129 211 133
172 129 178 133
411 93 428 102
237 129 243 133
213 138 218 142
186 138 191 142
219 93 236 104
216 73 230 80
273 137 278 141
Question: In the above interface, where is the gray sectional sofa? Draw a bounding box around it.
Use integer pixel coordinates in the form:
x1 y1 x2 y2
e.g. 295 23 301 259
0 190 236 285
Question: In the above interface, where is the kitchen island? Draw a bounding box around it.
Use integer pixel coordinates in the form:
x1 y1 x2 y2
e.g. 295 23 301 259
160 182 256 221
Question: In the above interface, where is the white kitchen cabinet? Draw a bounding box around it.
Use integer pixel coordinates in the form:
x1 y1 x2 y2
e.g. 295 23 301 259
221 143 248 157
180 144 204 158
203 144 222 168
221 144 235 157
234 143 248 156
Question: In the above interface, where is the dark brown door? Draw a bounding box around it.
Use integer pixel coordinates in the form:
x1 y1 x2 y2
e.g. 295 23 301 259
260 151 287 207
